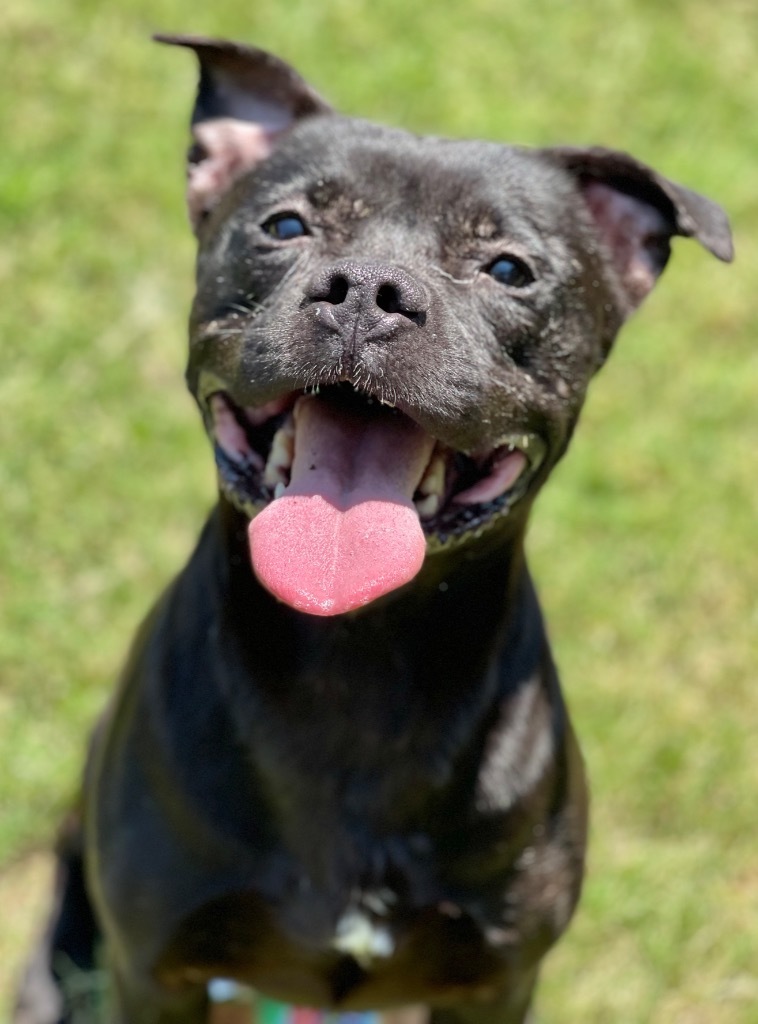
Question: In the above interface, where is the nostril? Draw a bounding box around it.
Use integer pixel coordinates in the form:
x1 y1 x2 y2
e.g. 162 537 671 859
376 284 402 314
376 282 426 324
311 274 350 305
325 275 349 305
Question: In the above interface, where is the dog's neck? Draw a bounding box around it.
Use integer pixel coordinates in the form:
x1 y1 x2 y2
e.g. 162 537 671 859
203 497 549 881
209 500 543 791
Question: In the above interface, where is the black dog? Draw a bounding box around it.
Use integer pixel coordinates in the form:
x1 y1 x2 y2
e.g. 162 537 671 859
16 35 732 1024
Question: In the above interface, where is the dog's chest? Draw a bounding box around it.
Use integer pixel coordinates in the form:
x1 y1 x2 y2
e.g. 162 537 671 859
164 873 514 1011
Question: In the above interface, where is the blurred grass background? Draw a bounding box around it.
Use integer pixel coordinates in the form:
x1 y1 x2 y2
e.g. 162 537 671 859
1 0 755 1020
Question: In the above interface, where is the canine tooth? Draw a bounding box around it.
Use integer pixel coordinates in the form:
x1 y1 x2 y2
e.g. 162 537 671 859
417 452 446 497
269 429 292 468
274 482 286 499
264 464 289 488
263 420 295 487
415 493 441 519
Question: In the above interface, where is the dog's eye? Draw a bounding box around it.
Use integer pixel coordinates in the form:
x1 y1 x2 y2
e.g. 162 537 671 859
488 255 535 288
262 213 309 241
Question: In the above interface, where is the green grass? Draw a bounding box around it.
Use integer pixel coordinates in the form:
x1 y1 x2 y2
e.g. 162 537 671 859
1 0 756 1020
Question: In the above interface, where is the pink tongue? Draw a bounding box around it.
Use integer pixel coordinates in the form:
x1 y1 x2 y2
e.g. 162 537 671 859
248 396 435 616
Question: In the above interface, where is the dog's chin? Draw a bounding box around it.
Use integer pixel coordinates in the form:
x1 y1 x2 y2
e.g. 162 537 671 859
202 381 546 551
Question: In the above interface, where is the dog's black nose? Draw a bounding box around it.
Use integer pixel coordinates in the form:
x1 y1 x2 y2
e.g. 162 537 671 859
306 261 429 329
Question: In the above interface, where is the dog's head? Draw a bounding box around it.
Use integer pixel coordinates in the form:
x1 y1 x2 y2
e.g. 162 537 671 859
157 35 732 616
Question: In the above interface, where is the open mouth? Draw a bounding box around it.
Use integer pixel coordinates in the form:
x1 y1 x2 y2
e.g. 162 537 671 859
202 381 546 615
205 383 546 545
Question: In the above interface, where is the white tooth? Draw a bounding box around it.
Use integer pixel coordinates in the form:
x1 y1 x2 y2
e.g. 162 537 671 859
415 493 441 519
417 452 446 498
272 418 295 457
263 419 295 487
264 463 289 488
274 482 286 499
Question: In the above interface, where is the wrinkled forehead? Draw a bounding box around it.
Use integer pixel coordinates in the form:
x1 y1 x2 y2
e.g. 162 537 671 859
251 116 581 245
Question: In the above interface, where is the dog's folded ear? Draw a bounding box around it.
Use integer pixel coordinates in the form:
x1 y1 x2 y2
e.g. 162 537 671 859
546 146 734 314
154 34 332 230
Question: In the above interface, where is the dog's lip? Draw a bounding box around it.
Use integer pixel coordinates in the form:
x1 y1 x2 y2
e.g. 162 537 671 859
201 381 546 540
